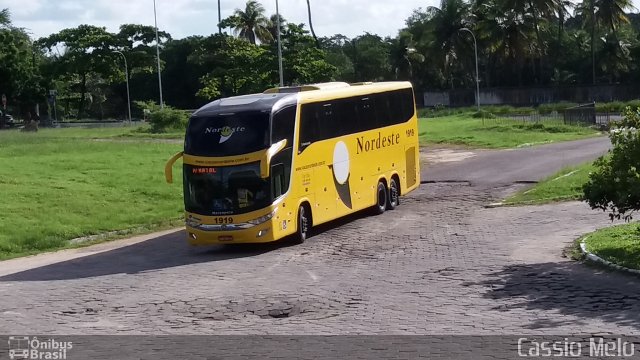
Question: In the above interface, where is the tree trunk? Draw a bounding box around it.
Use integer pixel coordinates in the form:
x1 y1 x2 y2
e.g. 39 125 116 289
590 0 596 84
78 72 87 120
306 0 320 48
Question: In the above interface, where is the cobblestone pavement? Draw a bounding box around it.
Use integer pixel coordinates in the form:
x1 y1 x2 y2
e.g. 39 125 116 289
0 139 638 335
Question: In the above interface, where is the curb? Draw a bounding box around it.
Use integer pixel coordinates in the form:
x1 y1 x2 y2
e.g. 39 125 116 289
580 236 640 276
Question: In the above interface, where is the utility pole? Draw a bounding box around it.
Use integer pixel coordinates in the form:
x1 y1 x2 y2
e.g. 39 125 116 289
153 0 164 108
459 28 480 111
276 0 284 87
113 50 132 124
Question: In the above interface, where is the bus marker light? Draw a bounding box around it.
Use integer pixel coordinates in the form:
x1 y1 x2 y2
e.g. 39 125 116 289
189 233 197 240
257 229 269 238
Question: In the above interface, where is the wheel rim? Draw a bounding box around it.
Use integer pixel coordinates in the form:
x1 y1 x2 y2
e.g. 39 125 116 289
299 207 308 235
390 180 399 206
378 185 386 209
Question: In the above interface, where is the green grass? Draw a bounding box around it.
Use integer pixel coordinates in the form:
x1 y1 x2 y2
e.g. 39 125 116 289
0 128 184 259
504 162 595 205
419 114 602 149
582 223 640 270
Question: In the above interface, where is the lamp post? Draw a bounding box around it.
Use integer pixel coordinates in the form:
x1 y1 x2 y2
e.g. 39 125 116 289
153 0 164 108
459 28 480 111
113 50 132 124
276 0 284 87
218 0 222 34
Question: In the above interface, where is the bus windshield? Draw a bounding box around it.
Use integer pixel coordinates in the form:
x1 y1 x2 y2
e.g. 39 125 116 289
185 110 270 156
183 163 271 216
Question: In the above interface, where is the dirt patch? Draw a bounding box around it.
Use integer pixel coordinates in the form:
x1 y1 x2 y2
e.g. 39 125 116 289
421 149 477 164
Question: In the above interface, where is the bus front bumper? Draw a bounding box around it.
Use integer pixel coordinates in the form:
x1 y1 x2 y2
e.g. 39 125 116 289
185 225 276 245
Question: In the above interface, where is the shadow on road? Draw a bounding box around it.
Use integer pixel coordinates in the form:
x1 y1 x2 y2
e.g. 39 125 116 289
0 231 292 282
465 261 640 331
0 210 375 283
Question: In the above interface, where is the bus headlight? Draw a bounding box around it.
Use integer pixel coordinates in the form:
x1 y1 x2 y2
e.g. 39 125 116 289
186 217 202 227
247 208 277 226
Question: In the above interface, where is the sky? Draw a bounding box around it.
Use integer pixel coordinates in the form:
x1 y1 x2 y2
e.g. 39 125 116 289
4 0 640 42
0 0 437 41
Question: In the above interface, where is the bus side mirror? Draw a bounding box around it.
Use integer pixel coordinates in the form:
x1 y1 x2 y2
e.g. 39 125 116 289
165 151 184 183
260 139 287 178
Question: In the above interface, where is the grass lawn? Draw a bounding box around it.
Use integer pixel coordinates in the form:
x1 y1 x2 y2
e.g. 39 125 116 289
0 127 184 260
581 223 640 270
419 114 602 149
0 112 606 259
503 162 595 205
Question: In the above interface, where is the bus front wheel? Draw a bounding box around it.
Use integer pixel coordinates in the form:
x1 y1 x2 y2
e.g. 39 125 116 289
374 181 387 215
294 204 310 244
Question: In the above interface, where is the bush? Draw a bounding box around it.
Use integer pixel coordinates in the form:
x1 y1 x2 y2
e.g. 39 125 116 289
472 110 496 119
148 107 189 133
596 101 625 113
626 99 640 111
537 102 577 115
583 107 640 220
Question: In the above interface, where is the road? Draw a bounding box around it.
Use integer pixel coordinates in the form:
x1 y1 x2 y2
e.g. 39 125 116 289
1 136 639 338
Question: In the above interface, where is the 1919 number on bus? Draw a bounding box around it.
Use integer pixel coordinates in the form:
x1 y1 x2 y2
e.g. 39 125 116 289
214 217 233 224
406 129 415 137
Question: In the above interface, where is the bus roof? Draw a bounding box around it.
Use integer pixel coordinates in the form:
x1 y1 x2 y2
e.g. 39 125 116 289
193 81 413 116
193 92 296 117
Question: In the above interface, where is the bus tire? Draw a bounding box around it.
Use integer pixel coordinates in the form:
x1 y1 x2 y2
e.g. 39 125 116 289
374 181 387 215
387 177 400 210
294 204 310 244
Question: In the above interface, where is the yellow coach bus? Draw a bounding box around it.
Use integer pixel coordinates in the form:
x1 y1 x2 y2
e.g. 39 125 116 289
165 81 420 245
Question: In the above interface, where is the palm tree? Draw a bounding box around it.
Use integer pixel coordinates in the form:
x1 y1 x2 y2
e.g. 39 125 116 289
389 31 425 79
425 0 472 87
576 0 634 83
595 0 635 37
267 13 286 41
228 0 273 44
476 2 537 86
0 8 11 28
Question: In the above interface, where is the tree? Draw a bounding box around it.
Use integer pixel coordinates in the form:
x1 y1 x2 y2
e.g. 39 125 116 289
0 9 44 116
37 25 118 119
277 23 337 84
345 33 392 82
191 35 271 98
222 0 273 45
584 108 640 221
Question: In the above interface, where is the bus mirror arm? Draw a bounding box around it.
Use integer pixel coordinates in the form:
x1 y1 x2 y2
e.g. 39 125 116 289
260 139 287 178
165 151 184 183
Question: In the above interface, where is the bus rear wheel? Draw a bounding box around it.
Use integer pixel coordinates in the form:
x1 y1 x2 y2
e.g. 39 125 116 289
374 181 387 215
387 177 400 210
294 204 310 244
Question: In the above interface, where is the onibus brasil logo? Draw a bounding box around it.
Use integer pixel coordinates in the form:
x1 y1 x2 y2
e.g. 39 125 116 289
8 336 73 359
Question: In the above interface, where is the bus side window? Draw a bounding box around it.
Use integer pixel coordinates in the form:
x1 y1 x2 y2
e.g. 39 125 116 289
357 97 375 131
272 105 296 146
271 163 286 198
300 104 320 150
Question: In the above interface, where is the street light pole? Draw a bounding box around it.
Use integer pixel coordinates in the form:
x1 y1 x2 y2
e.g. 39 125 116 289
153 0 164 108
218 0 222 34
459 28 480 111
276 0 284 87
113 50 132 124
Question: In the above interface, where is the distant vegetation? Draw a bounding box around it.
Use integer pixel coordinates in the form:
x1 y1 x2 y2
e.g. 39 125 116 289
3 0 640 121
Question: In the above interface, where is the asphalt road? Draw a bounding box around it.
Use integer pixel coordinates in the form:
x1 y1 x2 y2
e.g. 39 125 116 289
424 136 611 186
1 135 638 349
